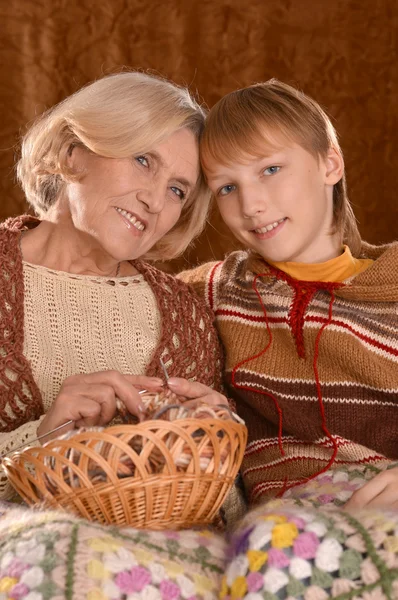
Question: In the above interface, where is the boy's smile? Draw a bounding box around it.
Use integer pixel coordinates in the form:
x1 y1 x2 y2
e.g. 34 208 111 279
205 142 344 264
251 216 287 237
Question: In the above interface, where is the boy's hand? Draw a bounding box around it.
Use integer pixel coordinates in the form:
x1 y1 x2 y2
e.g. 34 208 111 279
344 467 398 511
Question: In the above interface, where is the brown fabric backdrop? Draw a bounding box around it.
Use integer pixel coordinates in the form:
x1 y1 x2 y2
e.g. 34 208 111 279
0 0 397 270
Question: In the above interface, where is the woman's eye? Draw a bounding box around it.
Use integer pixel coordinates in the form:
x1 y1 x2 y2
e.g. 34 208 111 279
170 186 186 201
263 166 280 176
135 155 149 168
218 184 236 197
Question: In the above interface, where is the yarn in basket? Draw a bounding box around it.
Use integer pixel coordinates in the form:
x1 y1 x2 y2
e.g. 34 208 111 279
3 389 247 528
41 390 244 493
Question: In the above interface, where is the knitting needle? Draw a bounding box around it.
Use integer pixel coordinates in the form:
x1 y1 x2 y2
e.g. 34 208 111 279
1 388 149 459
159 357 170 382
0 420 74 458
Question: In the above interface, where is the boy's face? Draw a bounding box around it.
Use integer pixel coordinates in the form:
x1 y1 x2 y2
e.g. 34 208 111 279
204 141 343 264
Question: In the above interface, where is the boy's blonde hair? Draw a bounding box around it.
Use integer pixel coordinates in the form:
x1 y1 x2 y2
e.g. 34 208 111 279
17 72 210 260
201 79 361 256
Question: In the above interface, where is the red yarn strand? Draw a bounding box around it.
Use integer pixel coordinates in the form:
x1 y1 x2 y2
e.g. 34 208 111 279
312 289 339 470
229 261 345 498
231 271 285 456
278 289 339 496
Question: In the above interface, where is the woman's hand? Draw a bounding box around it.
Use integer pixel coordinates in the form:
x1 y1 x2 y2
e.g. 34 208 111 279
167 377 229 409
344 467 398 511
37 371 163 442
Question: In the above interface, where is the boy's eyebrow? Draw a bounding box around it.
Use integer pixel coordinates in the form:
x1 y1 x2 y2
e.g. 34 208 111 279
205 172 230 181
205 150 289 178
149 150 196 191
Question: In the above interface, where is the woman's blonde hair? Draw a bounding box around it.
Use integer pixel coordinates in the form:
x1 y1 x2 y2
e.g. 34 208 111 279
17 71 210 260
201 79 361 256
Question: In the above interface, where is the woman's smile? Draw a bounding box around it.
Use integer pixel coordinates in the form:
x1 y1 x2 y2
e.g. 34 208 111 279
115 207 147 232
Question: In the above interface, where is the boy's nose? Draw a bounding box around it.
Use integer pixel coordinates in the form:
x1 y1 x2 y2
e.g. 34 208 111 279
240 189 266 218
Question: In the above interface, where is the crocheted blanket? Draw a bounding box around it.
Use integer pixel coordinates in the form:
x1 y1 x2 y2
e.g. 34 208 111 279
0 463 398 600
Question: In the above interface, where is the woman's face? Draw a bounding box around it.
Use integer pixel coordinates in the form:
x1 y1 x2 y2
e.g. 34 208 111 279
63 128 200 261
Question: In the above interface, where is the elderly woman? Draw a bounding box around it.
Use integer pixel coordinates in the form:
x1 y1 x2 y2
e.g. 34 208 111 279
0 71 228 500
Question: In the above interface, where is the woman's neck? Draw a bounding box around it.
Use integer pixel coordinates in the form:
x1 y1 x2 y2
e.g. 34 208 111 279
20 216 130 278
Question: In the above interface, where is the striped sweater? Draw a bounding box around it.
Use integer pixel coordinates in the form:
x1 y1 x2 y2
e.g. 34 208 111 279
179 242 398 503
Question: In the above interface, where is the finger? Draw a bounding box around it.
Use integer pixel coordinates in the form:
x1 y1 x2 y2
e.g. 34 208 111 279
123 374 164 391
363 484 398 510
110 384 147 422
55 384 116 425
344 475 390 510
167 377 225 401
67 372 163 392
67 372 165 419
69 372 147 418
71 397 105 428
91 386 117 425
72 385 115 424
182 395 229 409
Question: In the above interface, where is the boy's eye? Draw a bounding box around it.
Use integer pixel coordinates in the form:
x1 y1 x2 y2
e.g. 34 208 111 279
170 186 186 201
218 184 236 197
263 166 280 176
135 155 149 168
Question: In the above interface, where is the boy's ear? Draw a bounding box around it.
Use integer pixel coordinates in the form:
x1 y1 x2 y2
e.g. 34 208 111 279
324 146 344 185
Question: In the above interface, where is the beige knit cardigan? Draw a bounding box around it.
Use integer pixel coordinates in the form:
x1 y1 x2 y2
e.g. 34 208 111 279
0 215 224 433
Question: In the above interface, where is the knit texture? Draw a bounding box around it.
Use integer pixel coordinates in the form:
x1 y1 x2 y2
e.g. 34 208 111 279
1 467 398 600
223 476 398 600
23 262 160 408
0 216 224 499
178 243 398 504
0 503 227 600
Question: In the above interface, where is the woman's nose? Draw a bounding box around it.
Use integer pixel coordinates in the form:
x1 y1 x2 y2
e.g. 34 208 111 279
136 188 165 214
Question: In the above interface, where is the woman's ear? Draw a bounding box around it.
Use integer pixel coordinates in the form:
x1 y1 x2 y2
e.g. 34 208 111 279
324 146 344 185
65 144 78 169
64 145 88 180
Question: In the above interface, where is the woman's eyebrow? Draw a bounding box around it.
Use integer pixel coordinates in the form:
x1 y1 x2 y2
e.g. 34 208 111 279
150 150 196 191
174 176 195 191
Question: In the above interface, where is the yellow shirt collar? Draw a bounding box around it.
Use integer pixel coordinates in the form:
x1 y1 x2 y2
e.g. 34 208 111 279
267 246 373 283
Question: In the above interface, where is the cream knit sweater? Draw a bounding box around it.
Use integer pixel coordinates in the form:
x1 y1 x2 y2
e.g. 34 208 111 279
0 262 161 497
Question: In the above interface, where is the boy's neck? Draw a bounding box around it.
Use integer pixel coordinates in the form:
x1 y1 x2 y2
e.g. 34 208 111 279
264 235 343 266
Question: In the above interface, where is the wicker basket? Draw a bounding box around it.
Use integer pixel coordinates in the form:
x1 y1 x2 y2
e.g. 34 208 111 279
3 410 247 529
